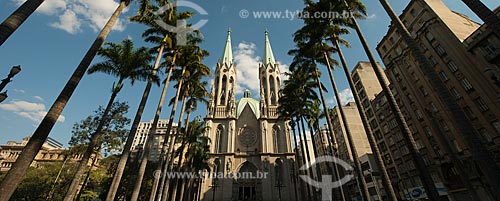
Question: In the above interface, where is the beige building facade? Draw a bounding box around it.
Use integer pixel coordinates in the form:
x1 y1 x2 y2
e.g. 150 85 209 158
130 119 178 161
368 0 500 200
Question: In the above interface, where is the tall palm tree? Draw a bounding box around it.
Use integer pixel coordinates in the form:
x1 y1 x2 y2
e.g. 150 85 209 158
173 65 210 201
460 0 500 39
63 39 154 201
107 43 170 200
379 0 500 198
0 2 130 200
0 0 45 46
160 43 209 201
336 0 442 199
130 64 175 201
151 33 208 201
107 2 193 198
181 118 210 200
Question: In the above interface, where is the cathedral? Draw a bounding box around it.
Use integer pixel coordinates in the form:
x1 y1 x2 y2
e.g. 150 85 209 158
199 30 299 201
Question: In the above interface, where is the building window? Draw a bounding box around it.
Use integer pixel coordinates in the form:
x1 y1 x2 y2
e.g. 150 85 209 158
492 121 500 135
463 106 476 120
425 32 435 42
435 45 447 57
447 61 459 72
370 119 378 129
415 110 423 120
439 71 448 81
481 42 498 56
427 56 437 66
450 88 462 99
389 119 398 129
474 97 489 111
419 86 429 96
461 79 474 91
424 126 432 136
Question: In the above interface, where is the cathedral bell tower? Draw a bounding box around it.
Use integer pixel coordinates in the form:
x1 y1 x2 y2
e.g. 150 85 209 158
208 29 236 119
259 30 281 119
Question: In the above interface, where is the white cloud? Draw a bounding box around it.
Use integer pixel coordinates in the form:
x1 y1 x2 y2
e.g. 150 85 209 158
50 9 81 34
233 42 290 96
0 100 65 124
233 42 261 95
325 88 355 107
34 96 44 102
13 89 26 94
338 88 354 105
11 0 127 34
366 14 376 20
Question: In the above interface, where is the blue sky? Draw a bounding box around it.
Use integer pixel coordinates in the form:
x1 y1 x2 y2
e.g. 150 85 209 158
0 0 498 146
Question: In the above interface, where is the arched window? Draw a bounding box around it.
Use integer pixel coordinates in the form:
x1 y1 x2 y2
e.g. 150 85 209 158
215 125 224 153
220 75 227 105
261 77 267 101
269 75 276 104
275 159 284 184
273 125 283 153
214 76 219 104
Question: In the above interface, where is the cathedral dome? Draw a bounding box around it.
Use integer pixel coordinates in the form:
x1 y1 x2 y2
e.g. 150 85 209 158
236 90 260 118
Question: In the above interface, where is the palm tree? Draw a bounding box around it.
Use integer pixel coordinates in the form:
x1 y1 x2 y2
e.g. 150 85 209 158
0 0 45 46
279 66 321 200
181 118 210 200
337 0 442 199
107 2 193 198
460 0 500 40
172 64 210 201
378 0 500 198
130 63 175 201
151 33 208 201
0 1 130 200
63 38 154 201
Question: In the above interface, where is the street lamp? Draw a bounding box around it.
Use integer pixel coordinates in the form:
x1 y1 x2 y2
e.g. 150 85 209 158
0 65 21 92
484 67 500 101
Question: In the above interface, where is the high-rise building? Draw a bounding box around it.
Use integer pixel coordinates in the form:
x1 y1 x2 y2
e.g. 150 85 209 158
200 30 297 201
130 119 178 161
370 0 500 200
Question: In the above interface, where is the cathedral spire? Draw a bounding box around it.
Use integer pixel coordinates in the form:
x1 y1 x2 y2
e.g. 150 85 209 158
263 29 276 66
219 28 233 66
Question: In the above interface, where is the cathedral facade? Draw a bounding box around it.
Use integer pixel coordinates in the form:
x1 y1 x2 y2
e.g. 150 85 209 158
199 30 299 201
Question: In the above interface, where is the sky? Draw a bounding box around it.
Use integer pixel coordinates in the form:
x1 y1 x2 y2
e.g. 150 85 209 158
0 0 498 146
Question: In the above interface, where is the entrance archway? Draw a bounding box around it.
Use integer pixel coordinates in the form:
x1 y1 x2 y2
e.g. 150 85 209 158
233 161 260 201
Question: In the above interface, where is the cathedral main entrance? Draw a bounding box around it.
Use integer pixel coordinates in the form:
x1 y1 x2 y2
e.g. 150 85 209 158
233 161 260 201
237 185 256 201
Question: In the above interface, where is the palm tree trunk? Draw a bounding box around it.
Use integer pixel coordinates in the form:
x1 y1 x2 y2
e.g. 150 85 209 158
0 2 128 200
295 117 312 200
299 117 317 200
289 121 301 201
162 95 188 201
177 109 193 201
47 156 69 200
0 0 44 46
63 80 122 201
75 154 99 201
319 50 370 201
107 42 169 201
343 1 442 199
305 119 324 200
311 68 346 201
130 64 174 201
151 65 186 201
379 0 500 198
461 0 500 39
327 39 399 200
